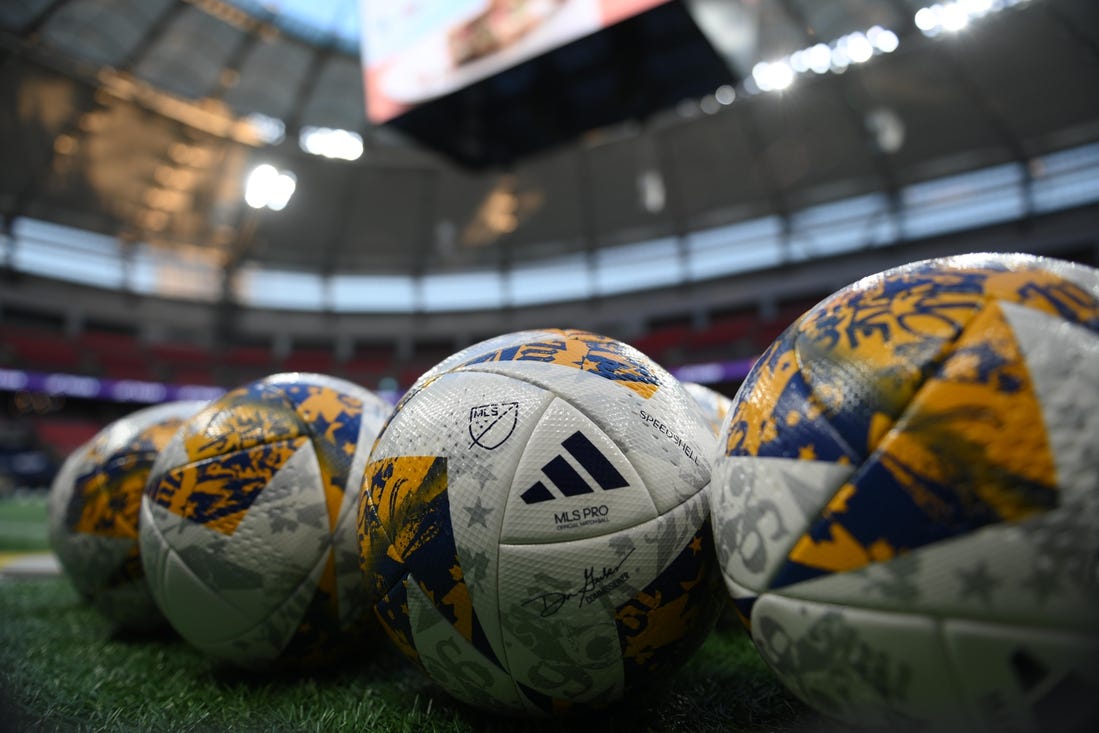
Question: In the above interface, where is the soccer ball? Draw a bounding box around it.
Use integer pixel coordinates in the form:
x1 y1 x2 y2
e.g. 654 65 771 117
358 329 725 714
139 373 392 667
681 381 734 435
47 400 206 631
711 253 1099 730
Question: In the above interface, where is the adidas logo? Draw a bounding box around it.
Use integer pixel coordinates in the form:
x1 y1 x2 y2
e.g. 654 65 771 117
520 431 629 504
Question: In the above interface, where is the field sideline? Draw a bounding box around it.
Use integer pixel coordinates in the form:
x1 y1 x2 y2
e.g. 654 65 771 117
0 495 840 732
0 493 50 552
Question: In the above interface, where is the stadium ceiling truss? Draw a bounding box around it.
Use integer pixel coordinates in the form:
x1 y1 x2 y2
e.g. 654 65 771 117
0 0 1098 353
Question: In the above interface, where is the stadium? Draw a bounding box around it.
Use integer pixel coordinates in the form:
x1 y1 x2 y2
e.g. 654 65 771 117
1 0 1097 731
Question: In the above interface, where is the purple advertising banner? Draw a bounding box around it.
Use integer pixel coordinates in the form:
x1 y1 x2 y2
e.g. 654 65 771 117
0 357 753 407
0 368 226 404
670 358 756 386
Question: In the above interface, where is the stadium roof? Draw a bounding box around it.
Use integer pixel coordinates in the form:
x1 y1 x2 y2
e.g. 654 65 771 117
1 0 1097 308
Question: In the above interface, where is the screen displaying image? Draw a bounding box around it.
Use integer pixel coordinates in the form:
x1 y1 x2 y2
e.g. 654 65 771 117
360 0 671 123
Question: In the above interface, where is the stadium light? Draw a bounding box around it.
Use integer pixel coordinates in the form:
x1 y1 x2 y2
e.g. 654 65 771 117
244 113 286 145
869 26 900 53
752 61 795 92
914 0 1031 37
846 33 874 63
941 3 971 31
745 25 900 97
244 164 296 211
807 43 832 74
299 126 364 161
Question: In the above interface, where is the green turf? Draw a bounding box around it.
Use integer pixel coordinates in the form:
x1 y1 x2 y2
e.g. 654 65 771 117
0 493 50 551
0 493 836 731
0 578 837 733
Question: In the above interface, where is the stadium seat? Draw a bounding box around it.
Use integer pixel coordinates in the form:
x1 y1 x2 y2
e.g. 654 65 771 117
282 348 335 375
2 327 85 373
80 331 158 381
33 417 103 456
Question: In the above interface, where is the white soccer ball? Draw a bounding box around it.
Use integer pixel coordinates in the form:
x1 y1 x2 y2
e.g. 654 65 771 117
47 400 206 630
711 253 1099 730
681 381 735 436
139 373 391 667
358 329 726 714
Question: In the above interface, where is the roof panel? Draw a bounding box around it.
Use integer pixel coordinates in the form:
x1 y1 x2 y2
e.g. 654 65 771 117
0 0 58 32
1 0 1096 286
0 61 90 213
296 55 366 131
226 0 360 53
749 0 811 65
663 111 774 227
40 0 175 68
792 0 906 43
587 134 675 246
223 35 312 119
854 44 1012 184
243 153 349 270
342 167 433 272
954 9 1099 151
431 166 497 269
258 162 430 273
747 79 880 199
132 5 244 100
502 149 587 263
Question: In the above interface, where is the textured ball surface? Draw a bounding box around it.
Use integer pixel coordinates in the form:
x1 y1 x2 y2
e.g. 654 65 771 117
139 373 391 666
711 253 1099 730
47 400 206 630
682 381 734 436
359 329 725 714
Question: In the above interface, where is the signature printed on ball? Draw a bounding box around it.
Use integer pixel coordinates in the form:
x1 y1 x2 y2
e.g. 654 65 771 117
521 548 635 617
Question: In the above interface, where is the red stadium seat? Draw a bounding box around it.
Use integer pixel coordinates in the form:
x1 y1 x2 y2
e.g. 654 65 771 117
686 312 757 351
80 331 159 381
33 417 104 456
169 366 222 387
282 349 335 375
2 327 84 372
224 346 275 368
629 323 691 365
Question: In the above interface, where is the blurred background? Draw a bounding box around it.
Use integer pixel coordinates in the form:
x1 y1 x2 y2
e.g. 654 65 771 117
1 0 1097 494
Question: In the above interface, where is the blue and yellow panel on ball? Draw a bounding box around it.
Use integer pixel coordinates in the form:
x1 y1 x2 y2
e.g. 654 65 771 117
710 253 1099 730
139 372 391 667
47 400 206 631
359 330 724 715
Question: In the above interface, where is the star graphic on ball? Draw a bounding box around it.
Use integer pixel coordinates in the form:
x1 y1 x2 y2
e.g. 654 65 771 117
463 496 494 528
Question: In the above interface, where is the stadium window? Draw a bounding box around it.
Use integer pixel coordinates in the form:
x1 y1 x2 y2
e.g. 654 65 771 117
237 267 327 311
329 274 416 313
420 271 505 311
